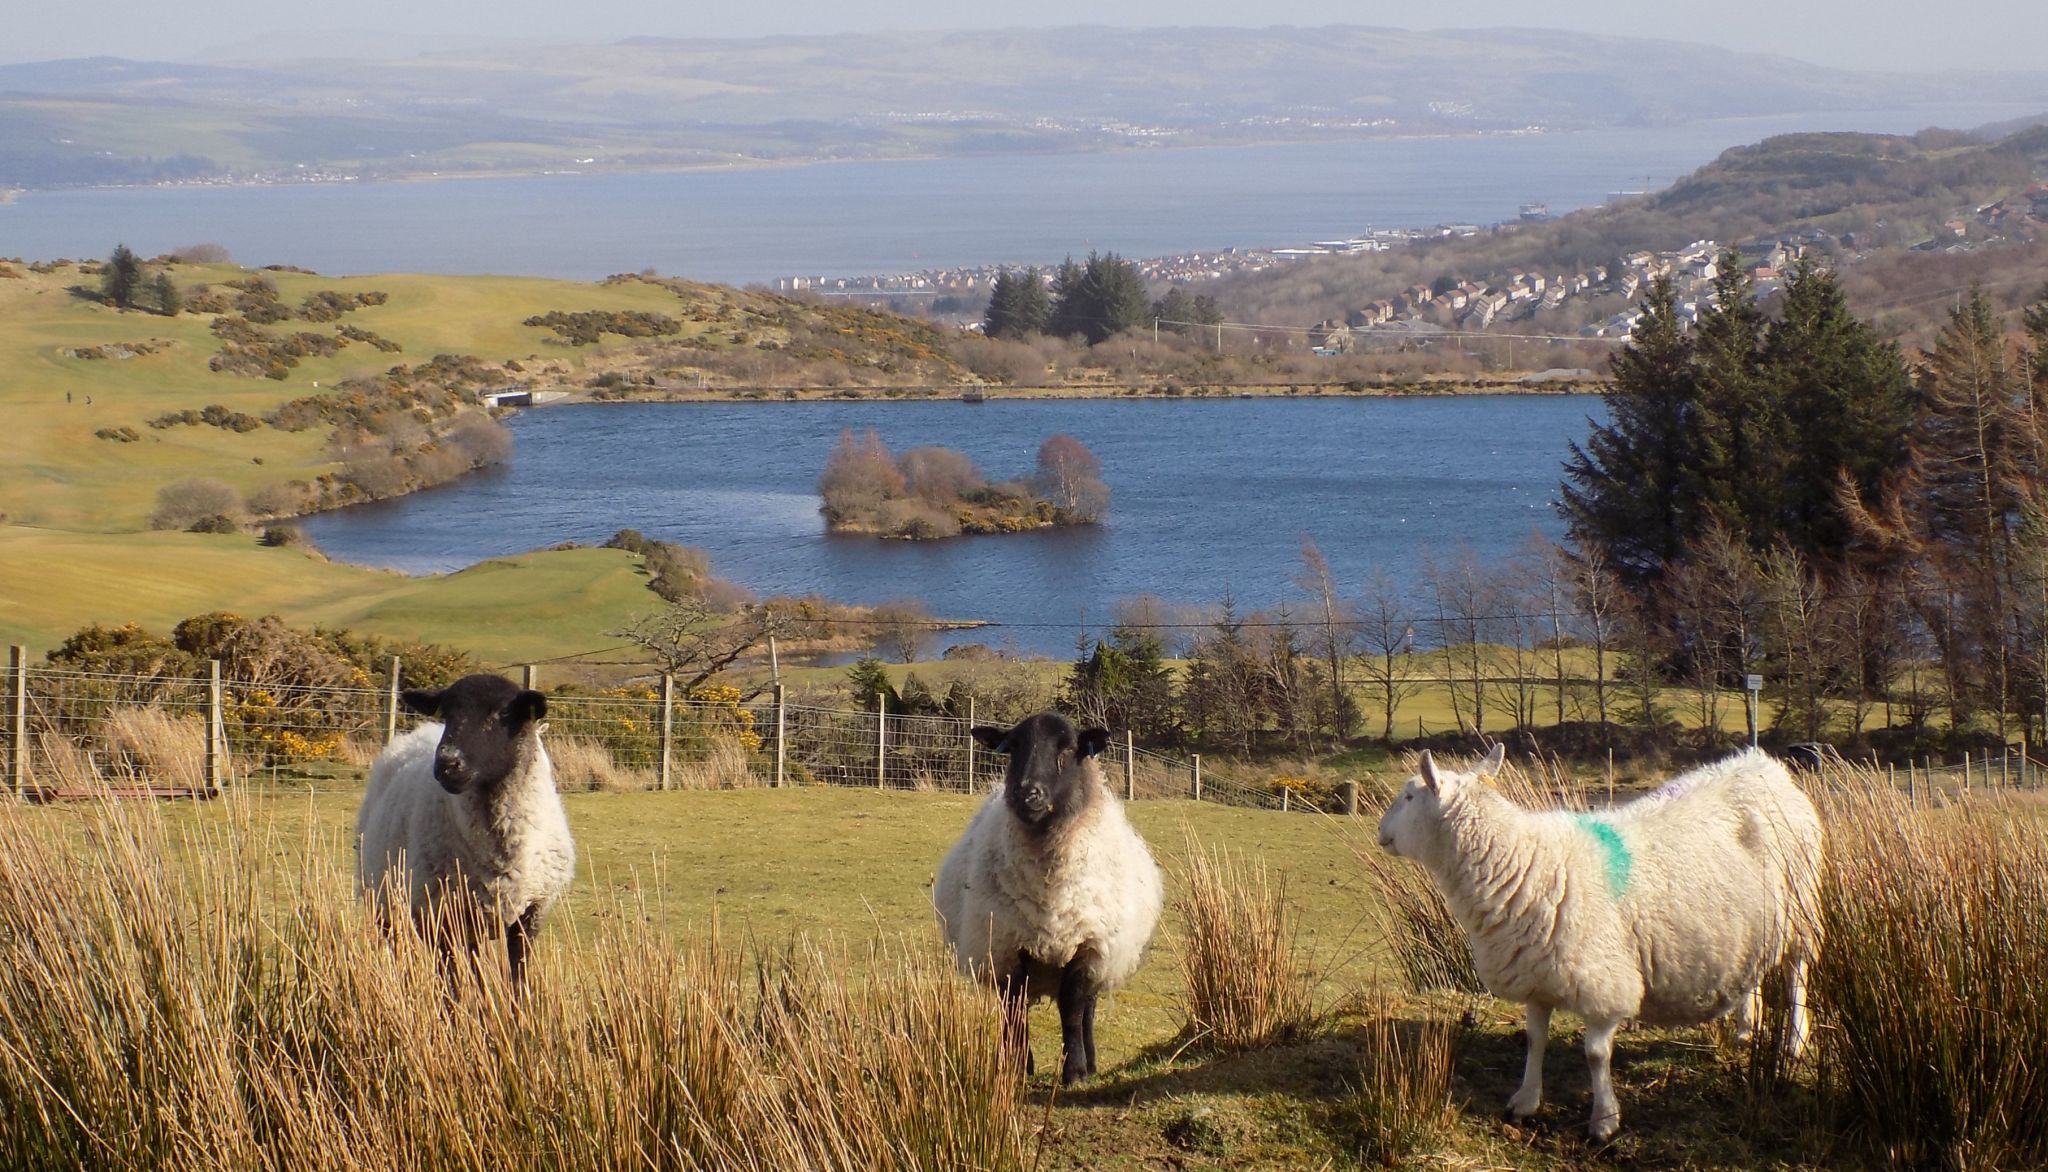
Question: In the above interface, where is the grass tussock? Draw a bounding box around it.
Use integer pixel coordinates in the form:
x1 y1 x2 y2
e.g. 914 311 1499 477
1814 787 2048 1170
105 705 210 788
1172 833 1319 1051
1336 997 1458 1168
0 797 1031 1172
546 733 648 792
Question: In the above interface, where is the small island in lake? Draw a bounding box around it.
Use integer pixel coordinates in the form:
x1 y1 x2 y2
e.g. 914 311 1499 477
818 428 1109 539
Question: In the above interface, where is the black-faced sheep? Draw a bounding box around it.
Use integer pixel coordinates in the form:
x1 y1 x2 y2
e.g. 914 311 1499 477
357 673 576 987
933 712 1164 1085
1377 745 1824 1139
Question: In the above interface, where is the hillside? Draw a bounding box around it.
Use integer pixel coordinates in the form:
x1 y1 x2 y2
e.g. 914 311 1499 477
0 256 968 655
4 26 2042 187
1211 124 2048 342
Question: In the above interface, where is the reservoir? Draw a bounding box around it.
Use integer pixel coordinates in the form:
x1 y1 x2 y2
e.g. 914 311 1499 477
301 395 1601 655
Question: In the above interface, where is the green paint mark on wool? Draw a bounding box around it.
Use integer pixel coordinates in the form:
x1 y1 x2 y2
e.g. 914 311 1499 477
1575 816 1632 898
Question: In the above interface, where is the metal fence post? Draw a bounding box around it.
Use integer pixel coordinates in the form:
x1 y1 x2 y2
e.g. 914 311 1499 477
1124 730 1135 801
8 646 25 798
773 683 787 788
1191 753 1202 802
659 673 674 792
384 655 401 743
876 692 887 789
206 659 225 795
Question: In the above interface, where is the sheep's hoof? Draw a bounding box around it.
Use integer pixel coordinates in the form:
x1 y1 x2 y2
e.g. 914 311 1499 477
1588 1112 1621 1142
1505 1090 1541 1120
1060 1061 1089 1087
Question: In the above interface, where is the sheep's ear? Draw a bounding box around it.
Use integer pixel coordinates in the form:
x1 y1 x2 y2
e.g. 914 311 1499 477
399 688 442 717
971 725 1010 753
510 689 547 727
1417 749 1443 795
1077 727 1110 759
1476 742 1506 779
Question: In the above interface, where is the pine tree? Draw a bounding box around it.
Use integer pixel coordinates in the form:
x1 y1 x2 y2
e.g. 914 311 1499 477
1763 258 1913 561
1559 278 1705 588
981 267 1048 339
1048 252 1150 345
1151 286 1192 333
100 243 142 309
151 271 182 316
1687 259 1771 543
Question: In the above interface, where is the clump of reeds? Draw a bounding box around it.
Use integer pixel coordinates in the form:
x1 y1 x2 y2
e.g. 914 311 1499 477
106 704 210 788
672 736 757 790
546 734 649 792
1172 833 1319 1051
0 796 1030 1171
1338 995 1458 1168
1813 785 2048 1169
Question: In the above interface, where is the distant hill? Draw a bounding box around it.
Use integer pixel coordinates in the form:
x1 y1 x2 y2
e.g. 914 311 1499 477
4 25 2044 188
1209 123 2048 341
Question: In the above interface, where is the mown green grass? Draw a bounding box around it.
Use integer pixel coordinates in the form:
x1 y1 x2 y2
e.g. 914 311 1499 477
0 527 659 665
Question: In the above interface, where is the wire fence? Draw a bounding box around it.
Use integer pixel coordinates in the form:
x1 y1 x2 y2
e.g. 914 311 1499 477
0 656 1337 813
13 657 2030 812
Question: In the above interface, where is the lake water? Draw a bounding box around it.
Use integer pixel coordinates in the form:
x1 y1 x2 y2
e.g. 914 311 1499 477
301 396 1602 656
1 103 2034 284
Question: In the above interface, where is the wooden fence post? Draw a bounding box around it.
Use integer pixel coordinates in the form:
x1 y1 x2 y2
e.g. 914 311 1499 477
8 646 25 798
1191 753 1202 802
876 692 887 789
207 659 225 795
773 683 787 788
522 664 537 691
1124 730 1135 801
659 673 674 792
384 655 401 743
1338 780 1358 816
1281 785 1290 813
965 696 976 790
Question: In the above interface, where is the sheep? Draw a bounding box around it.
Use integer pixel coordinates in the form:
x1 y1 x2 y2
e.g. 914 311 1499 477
933 712 1164 1085
1376 744 1823 1140
357 673 576 988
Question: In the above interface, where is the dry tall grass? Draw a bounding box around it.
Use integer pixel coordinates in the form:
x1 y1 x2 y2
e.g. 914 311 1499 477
1814 787 2048 1169
1338 996 1459 1167
0 798 1030 1171
1172 834 1319 1050
546 733 648 792
671 735 758 790
106 704 209 788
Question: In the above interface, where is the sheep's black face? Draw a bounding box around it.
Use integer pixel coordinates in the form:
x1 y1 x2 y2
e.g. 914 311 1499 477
973 712 1110 831
401 674 547 795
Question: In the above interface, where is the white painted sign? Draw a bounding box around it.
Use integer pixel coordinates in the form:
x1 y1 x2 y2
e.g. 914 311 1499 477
1744 674 1763 692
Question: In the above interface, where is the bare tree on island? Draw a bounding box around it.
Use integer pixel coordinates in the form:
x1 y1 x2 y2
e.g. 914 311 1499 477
1033 434 1110 522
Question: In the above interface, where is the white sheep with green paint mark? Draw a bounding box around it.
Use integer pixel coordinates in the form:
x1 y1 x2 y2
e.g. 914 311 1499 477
1376 745 1824 1141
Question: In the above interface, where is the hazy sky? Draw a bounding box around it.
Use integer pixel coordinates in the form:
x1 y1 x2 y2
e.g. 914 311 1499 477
3 0 2043 73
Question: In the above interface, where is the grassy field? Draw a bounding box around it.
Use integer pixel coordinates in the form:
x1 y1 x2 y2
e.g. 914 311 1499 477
0 258 764 657
12 772 1990 1170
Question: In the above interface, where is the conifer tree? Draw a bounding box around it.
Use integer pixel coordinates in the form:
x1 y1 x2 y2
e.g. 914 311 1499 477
100 243 142 309
1763 258 1913 561
1048 251 1150 345
151 271 182 316
981 267 1048 339
1559 278 1704 588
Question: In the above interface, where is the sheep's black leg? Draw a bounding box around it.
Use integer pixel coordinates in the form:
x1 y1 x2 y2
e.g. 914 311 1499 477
505 905 544 992
1082 992 1099 1075
1002 950 1034 1078
1056 958 1092 1086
